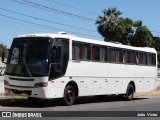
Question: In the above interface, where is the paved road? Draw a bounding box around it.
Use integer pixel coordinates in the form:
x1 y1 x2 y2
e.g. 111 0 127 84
0 96 160 120
0 95 160 111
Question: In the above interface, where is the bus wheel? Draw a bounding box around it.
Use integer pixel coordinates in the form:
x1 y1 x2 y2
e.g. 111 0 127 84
63 85 75 106
125 84 134 101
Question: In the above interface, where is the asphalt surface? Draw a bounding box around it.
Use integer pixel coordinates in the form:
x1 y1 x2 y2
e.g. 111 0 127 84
0 95 160 111
0 95 160 120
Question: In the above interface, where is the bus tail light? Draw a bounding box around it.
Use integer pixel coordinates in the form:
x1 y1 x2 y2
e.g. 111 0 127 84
34 82 48 88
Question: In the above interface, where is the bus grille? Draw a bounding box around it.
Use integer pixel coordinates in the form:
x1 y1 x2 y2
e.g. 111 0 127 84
11 89 32 95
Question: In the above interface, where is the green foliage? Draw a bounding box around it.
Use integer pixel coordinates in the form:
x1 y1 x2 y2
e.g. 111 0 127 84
0 44 8 58
131 26 153 47
114 18 134 45
96 7 154 47
153 37 160 51
133 20 142 27
153 37 160 63
95 7 122 42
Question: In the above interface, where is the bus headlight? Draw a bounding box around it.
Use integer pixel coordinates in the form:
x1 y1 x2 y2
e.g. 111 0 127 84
34 82 48 88
4 80 9 85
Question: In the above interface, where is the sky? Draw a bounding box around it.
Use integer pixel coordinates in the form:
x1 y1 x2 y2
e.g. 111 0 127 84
0 0 160 48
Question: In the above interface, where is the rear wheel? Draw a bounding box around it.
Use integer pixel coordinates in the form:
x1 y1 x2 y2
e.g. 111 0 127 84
124 84 134 101
63 85 75 106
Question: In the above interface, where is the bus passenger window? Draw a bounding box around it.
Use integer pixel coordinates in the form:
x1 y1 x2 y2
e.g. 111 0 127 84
125 50 136 64
72 43 80 60
80 44 91 60
92 46 100 61
138 52 147 65
109 48 116 62
72 42 90 61
100 47 108 62
116 49 123 63
147 53 156 66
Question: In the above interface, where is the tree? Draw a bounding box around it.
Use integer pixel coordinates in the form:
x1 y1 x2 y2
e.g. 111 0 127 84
129 20 153 47
131 25 153 47
153 37 160 51
96 7 154 47
153 37 160 63
0 43 8 58
114 18 134 45
95 7 122 42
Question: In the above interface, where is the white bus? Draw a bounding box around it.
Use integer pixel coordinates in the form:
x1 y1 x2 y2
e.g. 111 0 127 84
3 32 157 105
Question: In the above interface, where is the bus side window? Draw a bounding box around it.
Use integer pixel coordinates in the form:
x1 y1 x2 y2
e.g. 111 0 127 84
116 48 123 63
100 47 108 62
109 47 116 62
80 44 91 60
138 52 147 65
152 54 156 65
125 50 136 64
147 53 156 66
92 45 100 61
72 42 91 61
72 42 80 60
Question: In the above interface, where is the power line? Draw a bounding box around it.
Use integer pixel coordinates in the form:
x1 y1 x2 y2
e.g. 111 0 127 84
10 0 96 22
0 7 97 33
0 13 101 39
151 31 160 33
46 0 99 15
0 18 50 30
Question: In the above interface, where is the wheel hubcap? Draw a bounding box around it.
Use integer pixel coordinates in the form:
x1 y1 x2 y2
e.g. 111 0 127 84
67 90 73 102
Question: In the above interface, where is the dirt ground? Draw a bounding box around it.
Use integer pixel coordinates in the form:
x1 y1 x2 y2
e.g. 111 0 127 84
134 87 160 98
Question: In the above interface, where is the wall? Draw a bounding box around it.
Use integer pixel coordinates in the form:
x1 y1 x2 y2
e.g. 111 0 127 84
0 61 5 95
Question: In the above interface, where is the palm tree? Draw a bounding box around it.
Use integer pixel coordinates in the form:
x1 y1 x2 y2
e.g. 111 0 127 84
95 7 122 41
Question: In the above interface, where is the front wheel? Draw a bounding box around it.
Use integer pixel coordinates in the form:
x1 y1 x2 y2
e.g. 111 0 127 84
125 84 134 101
63 85 75 106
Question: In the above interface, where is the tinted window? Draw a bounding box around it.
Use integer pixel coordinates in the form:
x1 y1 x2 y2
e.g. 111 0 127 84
92 45 100 61
100 47 108 62
125 50 136 64
116 49 123 63
109 48 123 63
109 48 116 62
72 42 91 60
147 53 156 66
138 52 147 65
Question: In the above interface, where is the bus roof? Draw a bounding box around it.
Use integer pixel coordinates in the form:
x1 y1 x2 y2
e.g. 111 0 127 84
15 32 157 53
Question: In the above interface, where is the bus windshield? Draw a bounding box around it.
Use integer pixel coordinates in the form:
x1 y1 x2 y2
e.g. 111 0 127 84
5 37 52 77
